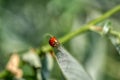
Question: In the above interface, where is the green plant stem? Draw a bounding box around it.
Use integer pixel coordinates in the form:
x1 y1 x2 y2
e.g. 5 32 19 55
41 5 120 53
0 70 9 78
110 30 120 38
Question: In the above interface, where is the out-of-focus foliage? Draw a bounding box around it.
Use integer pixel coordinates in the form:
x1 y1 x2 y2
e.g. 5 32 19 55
0 0 120 80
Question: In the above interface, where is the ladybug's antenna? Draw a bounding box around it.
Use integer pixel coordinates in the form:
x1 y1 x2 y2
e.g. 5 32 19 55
44 33 53 38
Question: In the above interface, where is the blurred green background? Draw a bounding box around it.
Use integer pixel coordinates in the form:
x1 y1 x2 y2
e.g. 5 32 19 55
0 0 120 80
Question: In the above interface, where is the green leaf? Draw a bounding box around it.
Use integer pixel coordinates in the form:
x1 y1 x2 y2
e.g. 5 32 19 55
54 46 92 80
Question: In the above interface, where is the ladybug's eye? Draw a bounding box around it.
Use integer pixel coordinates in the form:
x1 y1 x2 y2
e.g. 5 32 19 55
49 36 59 47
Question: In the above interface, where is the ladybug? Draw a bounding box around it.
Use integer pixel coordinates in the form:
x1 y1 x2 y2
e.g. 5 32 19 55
49 36 60 47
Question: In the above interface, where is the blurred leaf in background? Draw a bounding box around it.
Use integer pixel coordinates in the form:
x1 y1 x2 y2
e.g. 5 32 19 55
0 0 120 80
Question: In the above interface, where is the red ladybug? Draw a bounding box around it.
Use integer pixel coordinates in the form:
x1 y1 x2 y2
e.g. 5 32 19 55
49 36 59 47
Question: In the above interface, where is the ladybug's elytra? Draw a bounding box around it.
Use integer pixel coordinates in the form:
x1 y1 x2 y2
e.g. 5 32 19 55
49 36 60 47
